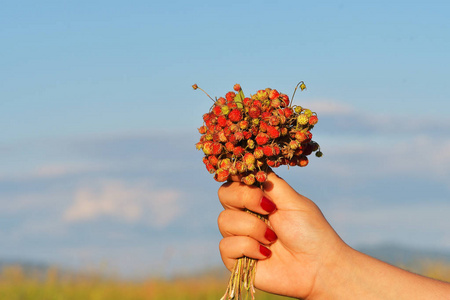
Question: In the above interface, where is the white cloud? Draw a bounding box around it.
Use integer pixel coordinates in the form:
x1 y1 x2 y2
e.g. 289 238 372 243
64 180 183 227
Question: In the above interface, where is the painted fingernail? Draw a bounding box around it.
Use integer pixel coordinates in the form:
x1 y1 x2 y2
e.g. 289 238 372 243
260 196 276 213
259 245 272 257
264 227 278 242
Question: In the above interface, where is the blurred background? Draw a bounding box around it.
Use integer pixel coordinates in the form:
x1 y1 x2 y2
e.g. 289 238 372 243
1 0 449 299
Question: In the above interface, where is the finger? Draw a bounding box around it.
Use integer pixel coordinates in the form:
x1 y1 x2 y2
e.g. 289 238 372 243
218 181 277 215
218 210 278 244
219 236 272 271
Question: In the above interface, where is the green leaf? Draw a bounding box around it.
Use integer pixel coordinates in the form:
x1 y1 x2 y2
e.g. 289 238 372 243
234 90 245 109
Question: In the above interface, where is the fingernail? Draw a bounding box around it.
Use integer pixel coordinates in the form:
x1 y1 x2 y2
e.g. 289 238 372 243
259 245 272 257
260 196 276 213
264 227 278 242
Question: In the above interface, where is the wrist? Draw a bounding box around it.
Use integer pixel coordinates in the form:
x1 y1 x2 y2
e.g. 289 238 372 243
307 241 354 300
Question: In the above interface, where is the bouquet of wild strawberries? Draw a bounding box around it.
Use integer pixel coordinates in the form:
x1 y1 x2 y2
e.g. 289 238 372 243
194 82 322 299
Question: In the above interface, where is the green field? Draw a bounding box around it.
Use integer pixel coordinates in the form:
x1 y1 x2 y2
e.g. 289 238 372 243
0 262 449 300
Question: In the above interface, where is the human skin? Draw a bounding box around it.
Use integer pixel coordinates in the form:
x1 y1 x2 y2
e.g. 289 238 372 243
217 171 450 299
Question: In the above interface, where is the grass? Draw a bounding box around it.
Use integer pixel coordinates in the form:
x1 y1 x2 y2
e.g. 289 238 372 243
0 262 449 300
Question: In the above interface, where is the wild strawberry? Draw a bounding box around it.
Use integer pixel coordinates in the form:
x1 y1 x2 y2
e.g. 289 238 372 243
243 131 252 139
280 94 289 106
202 141 213 155
225 91 236 102
235 160 247 173
206 163 216 174
263 145 274 157
219 158 232 170
216 97 227 105
212 142 223 155
309 115 318 125
256 90 269 101
298 156 309 167
233 146 245 156
295 131 307 142
255 133 269 145
289 140 299 150
303 109 312 117
283 107 294 118
239 120 249 130
215 169 230 182
261 111 271 120
243 97 252 106
242 174 255 185
229 124 239 133
267 159 276 167
233 84 241 91
218 131 227 143
294 106 303 114
212 105 222 116
252 100 262 108
254 147 264 159
228 109 243 123
243 153 255 166
269 89 280 100
247 139 255 149
196 142 203 150
259 121 268 133
208 155 219 166
228 134 237 145
228 102 238 109
249 106 261 119
225 142 235 152
229 164 238 175
269 115 280 126
234 131 244 142
217 115 227 127
273 145 280 155
297 114 309 126
255 171 267 183
198 126 207 134
271 98 281 108
267 126 280 139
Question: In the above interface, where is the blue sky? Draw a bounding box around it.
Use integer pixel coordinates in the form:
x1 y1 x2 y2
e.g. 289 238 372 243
1 1 449 277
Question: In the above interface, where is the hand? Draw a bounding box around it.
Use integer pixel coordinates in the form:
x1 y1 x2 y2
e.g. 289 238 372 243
217 170 348 299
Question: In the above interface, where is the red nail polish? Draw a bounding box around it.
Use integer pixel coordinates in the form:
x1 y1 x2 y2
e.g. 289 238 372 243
260 196 276 213
259 245 272 257
264 227 278 242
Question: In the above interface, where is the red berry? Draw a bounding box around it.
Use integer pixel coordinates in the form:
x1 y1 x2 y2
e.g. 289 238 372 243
254 147 264 159
298 156 309 167
269 89 280 100
249 106 261 119
255 133 269 145
233 146 245 156
225 91 236 102
255 171 267 183
228 109 243 123
280 94 289 106
233 84 241 91
243 153 256 166
309 115 318 125
215 169 229 182
242 174 255 185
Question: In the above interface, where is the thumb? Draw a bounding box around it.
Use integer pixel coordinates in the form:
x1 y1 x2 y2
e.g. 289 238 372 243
262 170 313 210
